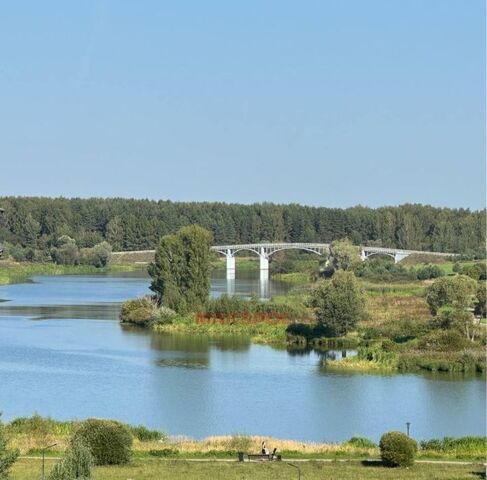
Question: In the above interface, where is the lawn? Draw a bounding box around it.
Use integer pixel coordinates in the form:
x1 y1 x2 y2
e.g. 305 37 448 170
11 458 485 480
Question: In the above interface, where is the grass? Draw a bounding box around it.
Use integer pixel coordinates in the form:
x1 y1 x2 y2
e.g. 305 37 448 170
155 320 288 345
0 260 139 286
10 457 486 480
272 272 311 284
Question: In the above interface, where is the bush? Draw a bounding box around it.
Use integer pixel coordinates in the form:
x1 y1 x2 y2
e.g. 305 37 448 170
79 242 112 268
72 419 133 465
346 436 377 449
129 425 167 442
415 264 444 280
417 330 472 352
151 306 177 325
119 297 157 327
379 431 417 467
48 439 94 480
0 418 19 479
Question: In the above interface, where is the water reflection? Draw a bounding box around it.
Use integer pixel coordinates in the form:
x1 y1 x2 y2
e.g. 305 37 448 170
0 272 484 442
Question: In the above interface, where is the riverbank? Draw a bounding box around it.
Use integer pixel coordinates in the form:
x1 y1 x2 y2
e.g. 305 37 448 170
6 415 485 461
0 260 141 286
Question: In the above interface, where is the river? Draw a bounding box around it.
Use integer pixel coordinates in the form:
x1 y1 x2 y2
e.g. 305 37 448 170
0 271 484 442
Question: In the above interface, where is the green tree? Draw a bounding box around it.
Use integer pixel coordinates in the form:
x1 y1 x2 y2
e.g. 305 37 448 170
149 225 212 313
105 216 123 251
475 282 486 318
48 439 93 480
329 238 362 271
0 418 19 479
310 270 366 336
426 275 477 315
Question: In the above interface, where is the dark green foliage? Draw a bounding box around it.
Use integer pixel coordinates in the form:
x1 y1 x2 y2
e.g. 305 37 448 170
72 419 133 465
148 448 179 457
310 271 366 337
0 418 19 480
0 198 484 256
48 439 94 480
346 437 377 449
129 425 167 442
51 236 79 265
459 262 487 281
149 225 213 314
379 431 417 467
415 264 444 280
354 257 415 282
50 235 112 268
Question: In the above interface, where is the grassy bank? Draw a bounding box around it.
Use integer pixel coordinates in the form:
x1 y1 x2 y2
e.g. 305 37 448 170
154 320 288 344
0 260 140 286
7 415 485 462
11 458 485 480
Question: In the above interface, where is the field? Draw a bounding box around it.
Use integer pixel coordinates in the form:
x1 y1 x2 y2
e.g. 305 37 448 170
11 457 486 480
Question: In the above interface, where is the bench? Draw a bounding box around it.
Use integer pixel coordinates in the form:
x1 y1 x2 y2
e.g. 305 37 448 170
239 449 281 462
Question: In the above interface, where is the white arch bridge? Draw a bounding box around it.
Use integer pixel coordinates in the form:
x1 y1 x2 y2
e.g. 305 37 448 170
210 243 454 280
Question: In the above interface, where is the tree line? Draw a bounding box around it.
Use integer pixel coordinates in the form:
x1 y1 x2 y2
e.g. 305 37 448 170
0 197 484 256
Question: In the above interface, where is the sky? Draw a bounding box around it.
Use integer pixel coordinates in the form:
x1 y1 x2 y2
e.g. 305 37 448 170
0 0 485 209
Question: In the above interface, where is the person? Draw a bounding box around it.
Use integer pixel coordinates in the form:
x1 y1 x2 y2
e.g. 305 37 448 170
261 441 269 455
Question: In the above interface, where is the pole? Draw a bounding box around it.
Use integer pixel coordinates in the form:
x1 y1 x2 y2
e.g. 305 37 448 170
41 443 57 480
287 462 301 480
406 422 411 437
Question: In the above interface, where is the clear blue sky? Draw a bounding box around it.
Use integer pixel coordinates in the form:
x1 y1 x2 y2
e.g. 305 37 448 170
0 0 485 209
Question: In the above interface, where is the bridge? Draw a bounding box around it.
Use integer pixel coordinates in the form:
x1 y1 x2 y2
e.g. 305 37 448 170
210 243 455 279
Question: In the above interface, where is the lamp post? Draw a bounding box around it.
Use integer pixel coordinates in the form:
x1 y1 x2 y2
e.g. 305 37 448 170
41 443 57 480
287 462 301 480
406 422 411 437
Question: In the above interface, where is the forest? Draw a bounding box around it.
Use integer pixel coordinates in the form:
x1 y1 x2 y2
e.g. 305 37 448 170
0 197 484 257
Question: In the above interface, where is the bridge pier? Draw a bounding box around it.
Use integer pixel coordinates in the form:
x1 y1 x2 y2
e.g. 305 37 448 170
393 252 409 264
226 250 235 280
259 247 269 281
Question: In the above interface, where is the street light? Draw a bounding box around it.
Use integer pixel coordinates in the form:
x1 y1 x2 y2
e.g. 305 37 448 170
41 443 57 480
287 462 301 480
406 422 411 437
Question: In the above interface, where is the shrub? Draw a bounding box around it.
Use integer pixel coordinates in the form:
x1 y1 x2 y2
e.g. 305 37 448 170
415 264 444 280
119 297 156 327
346 436 377 449
48 439 94 480
151 306 177 325
0 418 19 479
79 242 112 268
72 419 133 465
130 425 167 442
417 330 472 352
148 448 178 457
379 431 417 467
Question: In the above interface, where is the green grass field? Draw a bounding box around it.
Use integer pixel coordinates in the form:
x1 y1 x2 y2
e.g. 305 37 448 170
11 458 485 480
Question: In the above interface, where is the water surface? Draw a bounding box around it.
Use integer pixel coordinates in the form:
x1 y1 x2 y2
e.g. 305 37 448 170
0 272 484 442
